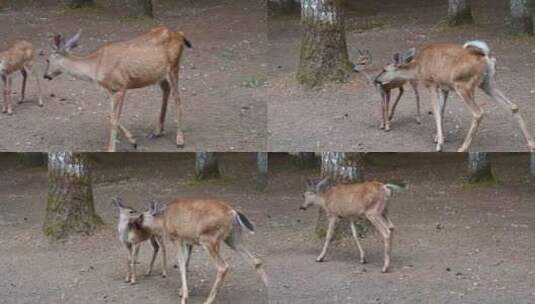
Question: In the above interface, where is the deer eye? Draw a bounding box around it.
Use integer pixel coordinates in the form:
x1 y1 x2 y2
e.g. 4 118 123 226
129 210 135 214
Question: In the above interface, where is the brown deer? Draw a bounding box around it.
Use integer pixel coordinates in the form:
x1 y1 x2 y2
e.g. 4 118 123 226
353 49 421 131
0 40 43 115
374 40 535 152
139 198 268 304
300 178 407 273
43 27 191 152
112 198 167 285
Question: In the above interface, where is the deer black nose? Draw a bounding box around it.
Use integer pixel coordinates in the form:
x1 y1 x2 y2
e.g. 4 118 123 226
44 75 52 80
299 206 307 211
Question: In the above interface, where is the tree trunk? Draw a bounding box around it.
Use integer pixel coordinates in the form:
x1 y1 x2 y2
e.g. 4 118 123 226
69 0 95 8
297 0 352 88
195 152 220 180
510 0 533 34
447 0 473 26
44 153 102 240
529 152 535 190
110 0 154 18
468 152 495 183
316 152 367 238
290 152 317 169
268 0 299 17
256 153 269 191
17 153 46 167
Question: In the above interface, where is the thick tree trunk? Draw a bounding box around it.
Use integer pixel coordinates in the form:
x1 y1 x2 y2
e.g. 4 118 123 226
268 0 299 17
256 153 269 191
44 153 102 240
316 152 367 238
447 0 474 26
297 0 352 88
195 152 220 180
529 152 535 190
290 152 317 169
510 0 533 34
17 153 46 167
110 0 154 18
468 152 495 183
69 0 95 8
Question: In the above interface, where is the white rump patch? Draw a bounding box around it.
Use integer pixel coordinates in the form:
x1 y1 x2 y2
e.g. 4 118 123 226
463 40 490 56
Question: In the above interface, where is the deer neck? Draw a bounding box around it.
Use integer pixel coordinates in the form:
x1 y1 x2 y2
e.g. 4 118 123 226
59 53 98 83
395 61 418 81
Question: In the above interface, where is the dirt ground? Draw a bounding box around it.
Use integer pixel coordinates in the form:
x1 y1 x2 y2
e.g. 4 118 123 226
0 153 268 304
268 0 535 152
1 153 535 303
0 0 266 152
265 153 535 303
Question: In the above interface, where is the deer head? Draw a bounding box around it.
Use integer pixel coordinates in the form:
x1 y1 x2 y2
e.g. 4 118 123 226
374 47 416 85
112 197 141 220
44 30 82 80
300 177 330 210
139 200 167 231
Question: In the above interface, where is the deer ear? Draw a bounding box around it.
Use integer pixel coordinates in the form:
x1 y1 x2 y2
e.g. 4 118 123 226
393 53 401 65
64 30 82 51
402 48 416 64
53 34 63 50
112 197 124 208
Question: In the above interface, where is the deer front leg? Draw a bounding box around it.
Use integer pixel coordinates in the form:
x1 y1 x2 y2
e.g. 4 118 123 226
176 240 190 304
27 64 44 107
457 87 483 152
2 75 13 115
19 68 27 104
388 86 404 123
316 216 338 262
1 75 6 114
409 80 421 124
202 241 229 304
130 243 140 285
124 243 133 283
108 90 125 152
430 88 444 151
150 80 170 139
159 236 168 278
146 236 160 276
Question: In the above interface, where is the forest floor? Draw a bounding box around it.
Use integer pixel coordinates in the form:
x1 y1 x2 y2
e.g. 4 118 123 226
0 0 266 152
268 0 535 152
1 153 535 303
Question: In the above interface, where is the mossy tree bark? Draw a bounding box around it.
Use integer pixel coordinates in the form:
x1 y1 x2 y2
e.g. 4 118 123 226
468 152 495 183
110 0 154 18
256 152 269 191
447 0 473 26
316 152 368 239
44 152 102 240
69 0 95 8
290 152 317 169
195 152 220 180
268 0 299 17
297 0 352 88
510 0 533 34
17 153 46 167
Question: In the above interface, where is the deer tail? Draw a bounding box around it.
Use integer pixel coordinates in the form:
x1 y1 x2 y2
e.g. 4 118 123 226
384 181 408 197
235 211 255 234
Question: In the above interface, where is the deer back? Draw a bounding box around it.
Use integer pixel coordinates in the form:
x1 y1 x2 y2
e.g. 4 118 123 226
322 181 386 217
0 41 33 74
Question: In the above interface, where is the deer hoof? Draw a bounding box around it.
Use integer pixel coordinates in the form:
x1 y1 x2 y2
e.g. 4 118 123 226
18 99 24 104
148 131 164 139
315 257 325 263
360 258 367 265
381 268 389 273
132 143 138 149
162 273 167 278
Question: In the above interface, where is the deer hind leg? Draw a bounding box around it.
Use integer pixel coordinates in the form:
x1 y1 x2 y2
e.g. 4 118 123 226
124 242 133 283
383 89 392 131
146 236 160 276
201 240 229 304
409 80 421 124
350 221 366 264
430 87 444 151
2 75 13 115
130 243 140 285
150 80 171 139
480 80 535 151
19 68 27 104
167 70 184 148
456 86 483 152
388 86 404 123
225 234 268 287
379 89 387 130
175 240 190 304
159 236 168 278
366 214 392 273
1 75 7 114
316 216 338 262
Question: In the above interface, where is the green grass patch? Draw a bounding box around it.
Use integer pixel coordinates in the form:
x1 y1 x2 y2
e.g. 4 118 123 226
241 76 267 88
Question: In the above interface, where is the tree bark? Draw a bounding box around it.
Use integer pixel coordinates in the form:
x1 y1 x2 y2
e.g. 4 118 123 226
290 152 317 169
316 152 367 238
195 152 220 180
510 0 533 34
256 153 269 191
69 0 95 8
268 0 299 17
448 0 474 26
468 152 495 183
110 0 154 18
529 152 535 190
44 152 102 240
297 0 352 88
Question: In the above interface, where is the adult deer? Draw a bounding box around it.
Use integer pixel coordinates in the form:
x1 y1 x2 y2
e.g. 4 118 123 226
139 198 268 304
353 49 421 131
0 40 43 114
374 41 535 152
112 198 167 285
300 178 407 273
43 27 191 151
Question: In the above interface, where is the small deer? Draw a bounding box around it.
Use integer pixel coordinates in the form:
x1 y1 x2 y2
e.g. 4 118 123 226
43 26 192 152
300 178 407 273
112 197 167 285
353 49 420 131
0 40 43 115
139 198 268 304
374 41 535 152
